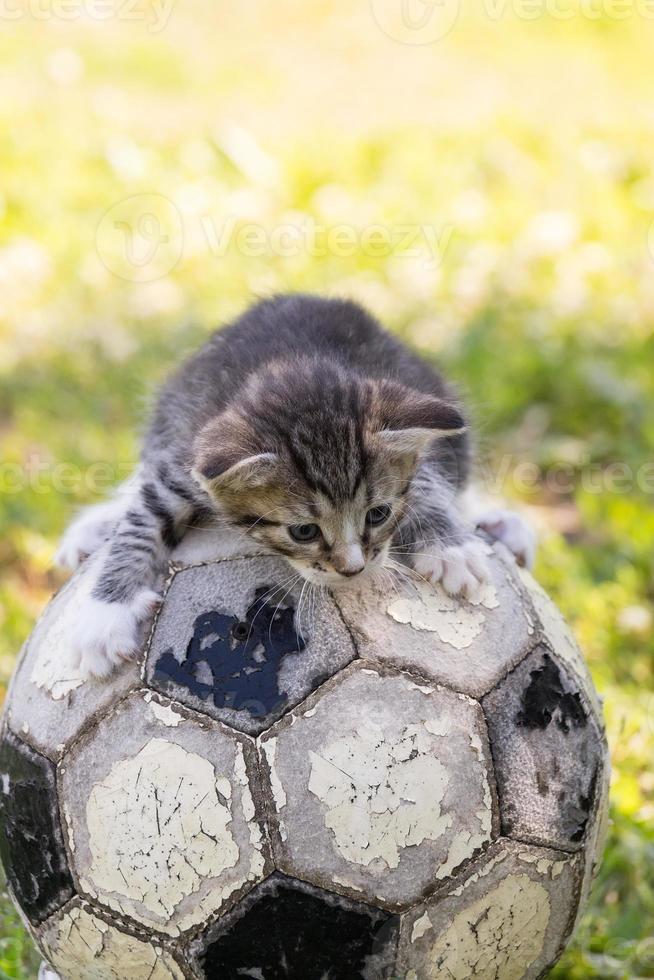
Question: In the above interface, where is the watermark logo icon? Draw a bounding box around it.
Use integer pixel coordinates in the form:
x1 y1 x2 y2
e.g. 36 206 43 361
371 0 461 43
96 193 183 283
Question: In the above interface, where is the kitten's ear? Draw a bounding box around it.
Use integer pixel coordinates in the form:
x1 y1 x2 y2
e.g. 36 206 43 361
192 413 278 494
193 452 279 494
375 382 466 458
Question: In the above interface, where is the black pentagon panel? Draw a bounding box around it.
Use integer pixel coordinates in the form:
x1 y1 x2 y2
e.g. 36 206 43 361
0 730 74 924
145 559 356 735
190 874 399 980
483 645 603 850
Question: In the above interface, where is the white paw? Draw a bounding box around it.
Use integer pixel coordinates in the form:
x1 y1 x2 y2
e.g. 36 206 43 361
70 589 160 679
38 965 62 980
413 539 492 599
475 508 536 569
56 507 116 571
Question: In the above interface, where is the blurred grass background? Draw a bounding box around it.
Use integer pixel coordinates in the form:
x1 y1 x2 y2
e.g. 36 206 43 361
0 0 653 975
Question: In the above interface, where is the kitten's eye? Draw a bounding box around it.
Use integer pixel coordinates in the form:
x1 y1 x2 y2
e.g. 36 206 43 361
366 504 392 526
288 523 321 543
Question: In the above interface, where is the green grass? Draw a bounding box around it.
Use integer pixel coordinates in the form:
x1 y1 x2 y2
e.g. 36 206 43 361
0 886 40 980
1 1 653 975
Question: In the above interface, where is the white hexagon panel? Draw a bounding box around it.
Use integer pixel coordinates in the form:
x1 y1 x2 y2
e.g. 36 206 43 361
333 544 534 699
260 662 498 911
5 573 142 762
397 839 582 979
59 691 271 937
36 899 186 980
145 556 356 736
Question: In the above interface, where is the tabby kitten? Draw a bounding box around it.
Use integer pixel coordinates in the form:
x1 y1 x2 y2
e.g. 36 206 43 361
58 294 533 678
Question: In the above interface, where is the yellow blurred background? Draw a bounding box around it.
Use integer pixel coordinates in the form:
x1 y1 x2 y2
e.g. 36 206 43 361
1 0 654 975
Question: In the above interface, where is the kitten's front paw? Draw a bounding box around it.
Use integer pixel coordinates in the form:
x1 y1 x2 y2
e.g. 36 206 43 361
412 539 492 599
70 589 160 679
38 964 61 980
56 511 113 571
475 508 536 569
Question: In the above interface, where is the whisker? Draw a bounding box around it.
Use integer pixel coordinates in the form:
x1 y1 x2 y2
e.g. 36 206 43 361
295 579 308 646
384 555 432 594
268 575 302 649
242 574 298 646
388 548 449 560
308 582 318 631
374 564 403 602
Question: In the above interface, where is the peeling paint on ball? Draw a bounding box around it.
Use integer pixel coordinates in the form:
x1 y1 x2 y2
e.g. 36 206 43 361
58 691 271 937
260 664 496 908
38 902 185 980
387 578 500 648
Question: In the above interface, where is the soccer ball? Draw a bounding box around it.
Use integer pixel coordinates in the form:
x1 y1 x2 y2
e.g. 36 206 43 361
0 528 609 980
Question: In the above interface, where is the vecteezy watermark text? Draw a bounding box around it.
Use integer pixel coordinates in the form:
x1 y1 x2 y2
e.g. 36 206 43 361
0 458 135 497
201 216 454 267
0 0 175 31
371 0 654 46
95 194 455 282
481 455 654 497
3 455 654 497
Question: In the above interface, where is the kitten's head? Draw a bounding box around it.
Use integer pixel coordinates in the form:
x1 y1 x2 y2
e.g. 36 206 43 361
192 358 465 587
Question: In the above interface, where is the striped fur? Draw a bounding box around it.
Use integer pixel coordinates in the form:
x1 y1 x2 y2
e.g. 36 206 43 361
58 295 489 677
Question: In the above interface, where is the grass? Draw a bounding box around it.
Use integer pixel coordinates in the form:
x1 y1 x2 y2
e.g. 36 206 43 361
0 1 653 975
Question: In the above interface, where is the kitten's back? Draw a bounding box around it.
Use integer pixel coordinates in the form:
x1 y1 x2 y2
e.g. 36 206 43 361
207 294 452 396
148 295 461 465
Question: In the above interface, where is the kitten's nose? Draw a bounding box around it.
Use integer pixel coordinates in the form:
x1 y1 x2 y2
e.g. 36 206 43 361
333 543 365 577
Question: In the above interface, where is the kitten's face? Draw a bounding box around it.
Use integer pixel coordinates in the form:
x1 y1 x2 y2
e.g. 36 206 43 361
192 363 465 588
211 458 409 587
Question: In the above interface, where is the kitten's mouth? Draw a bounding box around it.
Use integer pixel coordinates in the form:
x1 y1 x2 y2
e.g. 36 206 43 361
288 562 358 587
287 547 388 588
318 569 367 588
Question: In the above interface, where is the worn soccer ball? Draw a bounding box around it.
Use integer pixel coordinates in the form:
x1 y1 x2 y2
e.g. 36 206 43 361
0 528 609 980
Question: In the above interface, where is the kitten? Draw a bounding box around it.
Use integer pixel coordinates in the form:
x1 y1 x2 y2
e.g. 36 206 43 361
57 294 534 678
